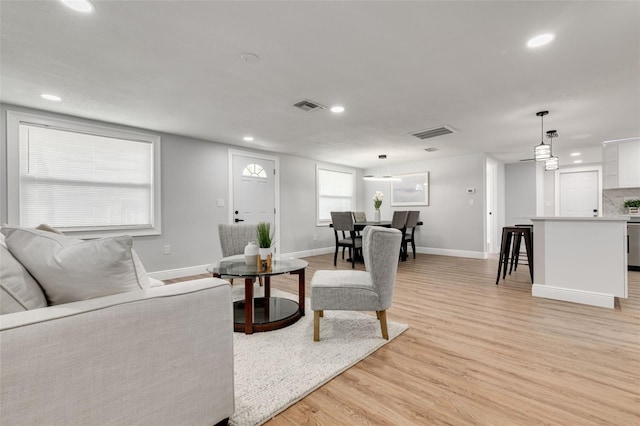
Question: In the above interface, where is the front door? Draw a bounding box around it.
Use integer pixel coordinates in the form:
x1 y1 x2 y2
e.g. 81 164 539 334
231 152 276 228
559 170 599 217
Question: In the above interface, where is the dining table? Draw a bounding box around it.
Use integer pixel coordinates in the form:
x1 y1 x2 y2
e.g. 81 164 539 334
330 220 423 262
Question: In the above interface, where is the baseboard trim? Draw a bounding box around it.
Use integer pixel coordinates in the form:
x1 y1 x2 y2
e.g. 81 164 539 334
279 247 335 259
531 284 615 309
149 247 486 280
417 247 488 259
148 264 209 280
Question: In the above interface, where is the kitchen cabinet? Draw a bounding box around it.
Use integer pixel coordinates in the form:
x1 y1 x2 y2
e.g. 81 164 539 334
602 138 640 189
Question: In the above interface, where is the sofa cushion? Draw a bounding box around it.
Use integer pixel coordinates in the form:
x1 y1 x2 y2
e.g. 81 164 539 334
0 244 48 314
1 226 150 306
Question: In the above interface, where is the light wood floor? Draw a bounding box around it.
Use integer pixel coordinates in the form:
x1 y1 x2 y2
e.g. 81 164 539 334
170 254 640 425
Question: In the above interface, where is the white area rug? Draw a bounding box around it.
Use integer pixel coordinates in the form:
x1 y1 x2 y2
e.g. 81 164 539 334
229 285 408 426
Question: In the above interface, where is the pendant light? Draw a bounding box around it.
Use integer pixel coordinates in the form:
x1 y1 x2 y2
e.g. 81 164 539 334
534 111 551 161
544 130 559 171
363 154 401 181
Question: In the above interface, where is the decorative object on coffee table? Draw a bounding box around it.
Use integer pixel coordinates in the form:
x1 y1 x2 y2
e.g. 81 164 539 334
256 222 273 272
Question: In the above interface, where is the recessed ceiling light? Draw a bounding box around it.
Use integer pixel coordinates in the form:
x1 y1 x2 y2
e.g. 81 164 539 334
241 53 260 63
527 33 555 48
60 0 94 13
330 106 345 113
40 93 62 102
243 136 254 141
573 160 583 164
570 152 581 157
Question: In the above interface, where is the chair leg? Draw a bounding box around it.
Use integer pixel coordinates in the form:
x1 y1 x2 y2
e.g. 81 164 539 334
378 310 389 340
333 247 338 266
351 245 355 268
319 310 324 317
411 240 416 259
229 278 234 285
314 311 321 341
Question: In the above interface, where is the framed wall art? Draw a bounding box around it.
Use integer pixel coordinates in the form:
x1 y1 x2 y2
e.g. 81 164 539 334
391 172 429 206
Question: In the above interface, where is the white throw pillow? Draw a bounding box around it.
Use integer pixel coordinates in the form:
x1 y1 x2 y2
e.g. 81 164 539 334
0 244 48 314
1 226 150 306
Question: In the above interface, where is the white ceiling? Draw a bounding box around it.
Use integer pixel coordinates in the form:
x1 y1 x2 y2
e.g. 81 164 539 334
1 1 639 169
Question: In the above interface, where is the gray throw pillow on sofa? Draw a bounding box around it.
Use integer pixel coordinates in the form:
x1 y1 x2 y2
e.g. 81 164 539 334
1 226 150 306
0 244 48 314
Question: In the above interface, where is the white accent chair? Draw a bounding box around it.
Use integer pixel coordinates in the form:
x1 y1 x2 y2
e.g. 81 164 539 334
311 226 402 341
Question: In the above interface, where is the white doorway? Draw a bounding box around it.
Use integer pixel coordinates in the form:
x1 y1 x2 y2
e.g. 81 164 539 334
555 166 601 217
486 158 499 254
229 150 280 252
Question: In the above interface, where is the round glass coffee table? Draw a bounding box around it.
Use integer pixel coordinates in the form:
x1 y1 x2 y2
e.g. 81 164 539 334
207 255 308 334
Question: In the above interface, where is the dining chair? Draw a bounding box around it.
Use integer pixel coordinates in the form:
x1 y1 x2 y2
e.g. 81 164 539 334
353 211 367 223
390 211 409 261
311 226 402 341
330 211 362 269
403 211 420 259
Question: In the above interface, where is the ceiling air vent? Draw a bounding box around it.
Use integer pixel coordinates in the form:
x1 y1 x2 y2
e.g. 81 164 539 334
293 99 326 112
410 125 457 140
424 147 439 152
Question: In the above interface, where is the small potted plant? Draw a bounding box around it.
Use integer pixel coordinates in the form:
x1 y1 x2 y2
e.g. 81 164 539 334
624 198 640 215
256 222 273 270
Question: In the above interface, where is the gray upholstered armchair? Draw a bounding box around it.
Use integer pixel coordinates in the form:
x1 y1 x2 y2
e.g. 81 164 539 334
217 223 262 285
311 226 402 341
218 223 258 257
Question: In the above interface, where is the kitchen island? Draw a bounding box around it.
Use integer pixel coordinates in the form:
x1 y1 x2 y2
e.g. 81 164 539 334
530 216 629 308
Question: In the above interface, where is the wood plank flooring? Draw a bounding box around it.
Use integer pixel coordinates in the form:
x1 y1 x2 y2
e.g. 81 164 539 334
168 254 640 425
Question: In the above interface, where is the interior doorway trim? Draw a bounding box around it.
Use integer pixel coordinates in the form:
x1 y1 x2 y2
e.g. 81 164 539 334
228 149 281 255
554 165 602 217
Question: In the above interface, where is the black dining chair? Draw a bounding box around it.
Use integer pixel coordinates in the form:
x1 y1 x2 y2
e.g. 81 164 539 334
330 211 362 268
403 211 421 259
391 211 409 261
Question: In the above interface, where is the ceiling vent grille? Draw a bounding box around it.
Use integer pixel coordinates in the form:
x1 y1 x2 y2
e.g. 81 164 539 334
293 99 326 112
410 125 457 140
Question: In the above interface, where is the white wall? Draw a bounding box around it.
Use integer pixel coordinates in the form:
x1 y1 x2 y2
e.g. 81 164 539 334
505 162 538 226
0 103 364 272
363 153 486 256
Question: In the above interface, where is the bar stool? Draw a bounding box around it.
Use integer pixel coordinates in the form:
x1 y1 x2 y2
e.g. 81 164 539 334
510 224 533 274
496 226 533 284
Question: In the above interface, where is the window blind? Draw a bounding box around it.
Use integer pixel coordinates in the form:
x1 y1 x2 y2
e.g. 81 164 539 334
317 168 354 223
19 123 154 230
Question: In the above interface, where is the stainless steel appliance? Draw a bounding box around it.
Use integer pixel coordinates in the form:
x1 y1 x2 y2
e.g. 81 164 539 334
629 220 640 271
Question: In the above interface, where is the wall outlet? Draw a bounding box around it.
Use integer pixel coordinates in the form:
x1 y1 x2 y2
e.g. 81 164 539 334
163 244 171 255
313 234 318 241
217 199 225 207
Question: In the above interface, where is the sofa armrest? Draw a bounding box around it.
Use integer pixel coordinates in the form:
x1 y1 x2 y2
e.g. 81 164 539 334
0 278 234 426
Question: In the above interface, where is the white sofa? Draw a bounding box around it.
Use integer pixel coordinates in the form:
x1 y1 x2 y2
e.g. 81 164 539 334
0 227 235 425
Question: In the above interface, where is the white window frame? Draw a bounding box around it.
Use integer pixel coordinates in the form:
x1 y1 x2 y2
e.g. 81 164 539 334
6 111 162 238
316 164 356 226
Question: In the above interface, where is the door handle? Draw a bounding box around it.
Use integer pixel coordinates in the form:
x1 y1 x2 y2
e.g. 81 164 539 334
235 218 245 223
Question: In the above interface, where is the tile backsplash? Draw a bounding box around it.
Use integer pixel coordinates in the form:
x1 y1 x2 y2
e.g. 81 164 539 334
603 188 640 215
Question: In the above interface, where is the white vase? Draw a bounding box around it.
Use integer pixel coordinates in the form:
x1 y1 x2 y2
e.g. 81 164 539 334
259 247 271 260
244 241 258 265
374 209 381 222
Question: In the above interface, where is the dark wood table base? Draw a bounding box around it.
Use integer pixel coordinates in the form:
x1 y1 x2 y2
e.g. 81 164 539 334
215 267 306 334
232 297 301 332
